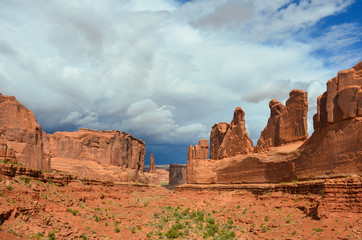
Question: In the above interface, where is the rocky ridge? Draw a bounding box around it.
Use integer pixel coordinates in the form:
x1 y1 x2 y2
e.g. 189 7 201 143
0 93 152 183
187 62 362 184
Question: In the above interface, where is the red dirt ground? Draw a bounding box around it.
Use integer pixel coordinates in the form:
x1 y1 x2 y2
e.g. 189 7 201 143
0 172 360 240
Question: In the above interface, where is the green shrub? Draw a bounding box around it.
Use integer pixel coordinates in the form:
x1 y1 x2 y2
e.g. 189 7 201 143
312 228 324 232
93 214 100 222
114 227 120 233
48 231 56 240
165 227 182 239
66 208 79 216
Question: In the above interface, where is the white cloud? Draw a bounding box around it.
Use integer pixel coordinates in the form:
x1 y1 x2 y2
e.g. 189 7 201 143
122 99 207 143
0 0 360 154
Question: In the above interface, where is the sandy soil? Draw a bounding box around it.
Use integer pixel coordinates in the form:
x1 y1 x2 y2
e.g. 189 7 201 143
0 173 360 240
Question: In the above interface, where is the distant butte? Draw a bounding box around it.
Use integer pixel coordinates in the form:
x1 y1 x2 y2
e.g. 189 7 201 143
0 93 157 184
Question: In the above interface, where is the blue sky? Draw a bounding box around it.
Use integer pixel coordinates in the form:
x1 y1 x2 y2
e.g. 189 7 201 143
0 0 361 165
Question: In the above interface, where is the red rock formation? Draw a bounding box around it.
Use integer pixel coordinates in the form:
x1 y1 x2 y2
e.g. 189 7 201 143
209 122 228 160
150 153 156 173
0 142 16 163
169 164 187 186
209 107 253 160
45 129 145 171
187 140 216 184
0 93 50 170
186 61 361 184
296 62 362 180
257 89 308 150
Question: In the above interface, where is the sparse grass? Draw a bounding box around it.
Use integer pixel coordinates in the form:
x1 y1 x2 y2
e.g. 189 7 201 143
66 208 79 216
313 228 324 232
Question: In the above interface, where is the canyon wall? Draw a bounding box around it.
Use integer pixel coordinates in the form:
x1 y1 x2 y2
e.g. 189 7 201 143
295 61 362 180
0 94 50 170
169 164 187 185
0 92 150 182
187 62 362 184
45 129 145 171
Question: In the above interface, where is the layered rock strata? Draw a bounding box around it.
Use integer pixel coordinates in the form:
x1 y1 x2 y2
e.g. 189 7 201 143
0 92 150 183
257 89 308 151
187 140 214 184
169 164 187 186
46 129 145 171
0 142 16 163
296 61 362 180
210 107 253 160
186 62 362 184
0 93 50 170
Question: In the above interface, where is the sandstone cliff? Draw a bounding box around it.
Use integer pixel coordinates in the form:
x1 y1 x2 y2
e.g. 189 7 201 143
0 93 50 170
0 92 151 183
209 107 253 160
295 61 362 180
186 62 362 184
257 89 308 151
45 128 145 171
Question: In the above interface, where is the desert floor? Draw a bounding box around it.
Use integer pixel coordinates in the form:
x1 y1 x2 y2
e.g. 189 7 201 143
0 173 360 240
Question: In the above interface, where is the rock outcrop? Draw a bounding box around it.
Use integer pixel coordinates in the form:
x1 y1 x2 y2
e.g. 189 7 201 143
0 92 150 182
149 153 156 173
257 90 308 151
169 164 187 186
0 142 16 163
187 140 215 184
209 107 253 160
296 62 362 180
45 129 145 171
0 93 50 170
186 62 362 184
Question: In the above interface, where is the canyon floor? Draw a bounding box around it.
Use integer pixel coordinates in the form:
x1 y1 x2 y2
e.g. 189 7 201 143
0 164 360 240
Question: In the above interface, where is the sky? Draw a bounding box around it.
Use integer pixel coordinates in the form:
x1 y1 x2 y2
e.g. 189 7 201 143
0 0 361 165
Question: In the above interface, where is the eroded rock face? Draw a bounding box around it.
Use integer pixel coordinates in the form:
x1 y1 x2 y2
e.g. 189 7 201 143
186 62 362 184
45 129 145 171
169 164 187 185
314 62 362 127
0 142 16 163
257 90 308 150
210 107 253 160
296 62 362 180
0 93 50 170
187 140 215 184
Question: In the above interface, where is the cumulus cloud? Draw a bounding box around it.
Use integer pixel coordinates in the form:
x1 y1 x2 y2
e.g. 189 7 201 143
0 0 360 163
122 99 208 143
